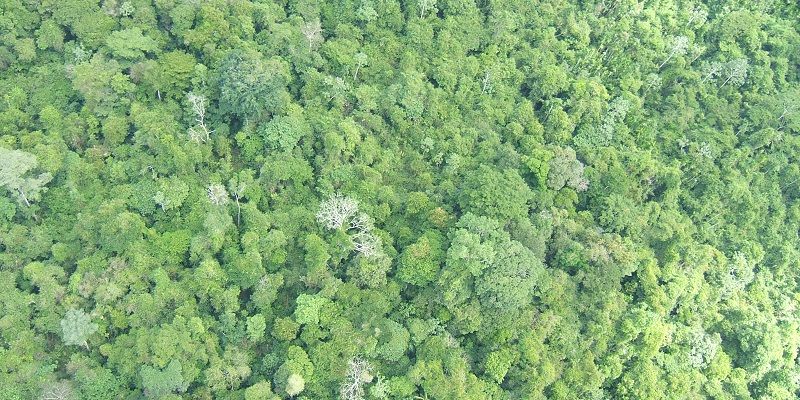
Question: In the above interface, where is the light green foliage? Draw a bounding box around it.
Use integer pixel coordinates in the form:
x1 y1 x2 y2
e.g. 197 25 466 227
35 20 64 51
244 381 279 400
476 239 542 312
205 347 252 392
397 231 443 286
260 152 314 191
72 365 122 398
485 348 515 383
154 177 189 212
574 96 631 149
521 145 552 189
346 250 391 288
101 114 129 145
260 106 311 151
294 294 329 326
303 233 332 287
246 313 266 342
376 320 410 361
13 38 36 63
252 273 284 311
60 308 97 349
72 54 134 116
151 51 197 99
457 165 532 221
106 27 158 60
441 213 545 319
272 317 300 342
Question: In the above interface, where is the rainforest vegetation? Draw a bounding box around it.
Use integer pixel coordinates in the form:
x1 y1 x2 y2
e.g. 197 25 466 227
1 0 800 398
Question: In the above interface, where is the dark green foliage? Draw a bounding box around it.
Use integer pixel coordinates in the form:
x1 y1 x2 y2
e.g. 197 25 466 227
218 49 292 119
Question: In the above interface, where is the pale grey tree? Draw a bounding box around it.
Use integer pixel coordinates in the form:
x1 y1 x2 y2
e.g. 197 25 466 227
698 142 713 159
72 44 90 64
119 1 135 17
368 375 389 399
353 52 368 81
687 6 708 26
340 357 373 400
352 231 381 259
187 92 212 143
286 373 305 397
153 191 171 212
720 252 754 298
0 148 52 207
644 73 662 92
688 327 720 368
318 194 385 259
348 212 374 233
721 58 748 88
316 194 359 230
688 44 706 64
418 0 436 18
481 70 493 94
207 184 229 206
701 61 724 84
547 146 589 192
301 19 324 49
40 381 73 400
777 93 799 131
228 179 246 227
60 308 97 350
323 75 350 103
659 35 689 69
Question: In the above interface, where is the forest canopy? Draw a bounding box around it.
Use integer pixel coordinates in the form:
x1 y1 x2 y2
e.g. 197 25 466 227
1 0 800 399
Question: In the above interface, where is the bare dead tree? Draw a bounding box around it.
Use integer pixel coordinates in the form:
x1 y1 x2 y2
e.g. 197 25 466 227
40 381 73 400
187 92 213 143
317 194 359 230
302 19 324 49
340 357 373 400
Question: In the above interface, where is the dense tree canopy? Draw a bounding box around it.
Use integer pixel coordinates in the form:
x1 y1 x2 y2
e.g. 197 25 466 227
1 0 800 398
